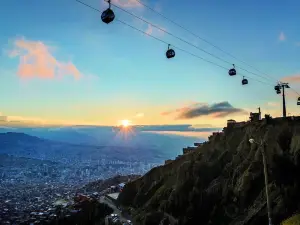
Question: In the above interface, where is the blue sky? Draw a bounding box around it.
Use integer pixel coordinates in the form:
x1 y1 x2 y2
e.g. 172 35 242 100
0 0 299 126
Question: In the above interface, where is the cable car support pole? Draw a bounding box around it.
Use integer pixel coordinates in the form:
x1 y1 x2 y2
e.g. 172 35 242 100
281 82 289 118
282 84 286 118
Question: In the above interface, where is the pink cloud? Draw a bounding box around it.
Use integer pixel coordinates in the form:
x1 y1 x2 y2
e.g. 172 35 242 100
8 38 82 80
102 0 142 8
281 74 300 83
145 24 166 36
279 31 286 41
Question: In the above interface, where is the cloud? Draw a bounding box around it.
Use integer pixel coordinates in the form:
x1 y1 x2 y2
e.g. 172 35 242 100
8 37 82 80
0 116 8 122
102 0 142 8
154 2 162 12
279 31 286 41
281 74 300 83
135 113 144 118
267 102 280 107
161 102 201 116
135 124 221 132
143 131 212 139
162 102 247 120
144 24 166 37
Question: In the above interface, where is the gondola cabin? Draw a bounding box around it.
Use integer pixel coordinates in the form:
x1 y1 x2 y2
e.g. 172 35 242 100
242 77 248 85
166 48 175 59
228 64 236 76
297 97 300 105
228 68 236 76
274 85 280 91
276 89 281 94
101 8 115 24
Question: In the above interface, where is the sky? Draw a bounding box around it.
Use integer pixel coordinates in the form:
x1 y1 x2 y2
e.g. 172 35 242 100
0 0 300 128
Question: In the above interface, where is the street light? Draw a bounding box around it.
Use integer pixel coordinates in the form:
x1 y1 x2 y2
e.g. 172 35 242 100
249 138 272 225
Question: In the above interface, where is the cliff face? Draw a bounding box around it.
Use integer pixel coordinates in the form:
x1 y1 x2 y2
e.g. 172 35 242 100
118 117 300 225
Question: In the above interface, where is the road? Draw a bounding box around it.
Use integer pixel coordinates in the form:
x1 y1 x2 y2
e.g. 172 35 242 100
99 195 131 224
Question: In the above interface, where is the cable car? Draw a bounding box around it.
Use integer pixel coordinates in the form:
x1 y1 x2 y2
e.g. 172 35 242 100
274 85 280 91
242 76 248 85
228 64 236 76
101 0 115 24
297 97 300 105
276 89 281 94
166 44 175 59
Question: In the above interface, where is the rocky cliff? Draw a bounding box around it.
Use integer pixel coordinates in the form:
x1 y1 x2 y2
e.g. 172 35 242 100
118 117 300 225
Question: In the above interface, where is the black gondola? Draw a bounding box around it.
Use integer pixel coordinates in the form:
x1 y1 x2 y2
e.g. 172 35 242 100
276 89 281 94
274 85 280 91
297 97 300 105
242 76 248 85
101 0 115 24
228 64 236 76
166 44 175 59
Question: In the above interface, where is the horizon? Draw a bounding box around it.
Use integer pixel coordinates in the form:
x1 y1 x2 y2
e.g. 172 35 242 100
1 0 300 128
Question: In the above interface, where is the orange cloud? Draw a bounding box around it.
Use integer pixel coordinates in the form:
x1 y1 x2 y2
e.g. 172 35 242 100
9 37 82 80
267 102 280 107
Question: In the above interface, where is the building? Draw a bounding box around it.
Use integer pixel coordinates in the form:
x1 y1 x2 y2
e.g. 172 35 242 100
208 131 223 141
249 107 261 122
194 143 203 147
227 119 236 128
165 159 173 165
183 147 196 154
118 183 125 192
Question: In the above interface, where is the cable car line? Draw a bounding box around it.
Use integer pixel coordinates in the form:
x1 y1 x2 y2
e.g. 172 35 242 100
133 0 300 100
114 0 300 101
132 0 281 84
101 0 276 83
76 0 299 103
75 0 274 88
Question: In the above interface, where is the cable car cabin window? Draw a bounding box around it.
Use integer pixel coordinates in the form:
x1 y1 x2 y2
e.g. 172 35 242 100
166 49 175 59
242 79 248 85
228 69 236 76
101 9 115 24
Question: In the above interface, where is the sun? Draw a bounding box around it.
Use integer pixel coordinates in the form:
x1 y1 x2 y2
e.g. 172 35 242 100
121 119 131 128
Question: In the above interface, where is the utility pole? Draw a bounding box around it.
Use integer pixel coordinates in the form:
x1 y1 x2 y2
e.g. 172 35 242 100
249 139 272 225
274 82 290 118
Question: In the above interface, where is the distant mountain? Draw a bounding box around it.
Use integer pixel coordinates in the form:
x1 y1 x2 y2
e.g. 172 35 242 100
0 127 205 162
0 132 45 143
0 132 169 163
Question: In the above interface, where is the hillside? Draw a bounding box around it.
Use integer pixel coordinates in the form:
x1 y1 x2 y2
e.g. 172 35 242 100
118 117 300 225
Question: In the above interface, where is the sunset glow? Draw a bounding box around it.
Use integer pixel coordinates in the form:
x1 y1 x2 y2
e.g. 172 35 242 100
121 120 131 127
